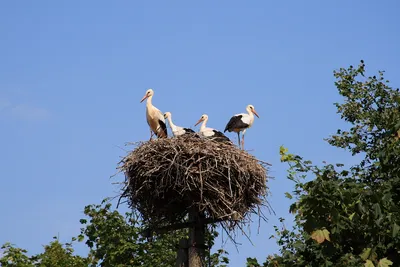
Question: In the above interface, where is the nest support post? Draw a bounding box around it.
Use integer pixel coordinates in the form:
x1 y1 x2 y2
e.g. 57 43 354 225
188 209 206 267
176 238 189 267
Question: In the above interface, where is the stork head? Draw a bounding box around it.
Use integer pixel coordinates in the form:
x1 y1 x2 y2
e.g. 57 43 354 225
195 114 208 126
164 112 171 119
247 104 259 118
140 89 154 103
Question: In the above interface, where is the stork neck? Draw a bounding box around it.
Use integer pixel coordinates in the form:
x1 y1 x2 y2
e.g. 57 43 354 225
167 116 177 131
146 95 153 107
200 118 208 131
247 108 254 119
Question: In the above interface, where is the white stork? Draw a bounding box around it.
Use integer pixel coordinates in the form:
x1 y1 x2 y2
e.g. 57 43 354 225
164 112 196 137
224 104 259 149
140 89 168 140
195 114 231 143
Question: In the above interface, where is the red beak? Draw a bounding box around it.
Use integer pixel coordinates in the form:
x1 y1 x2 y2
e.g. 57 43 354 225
252 109 260 118
140 94 148 103
194 118 203 126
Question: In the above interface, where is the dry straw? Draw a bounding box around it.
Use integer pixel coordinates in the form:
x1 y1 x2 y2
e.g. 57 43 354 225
117 134 270 234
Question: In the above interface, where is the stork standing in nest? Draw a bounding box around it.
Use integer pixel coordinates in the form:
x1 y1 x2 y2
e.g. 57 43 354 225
164 112 195 137
140 89 168 140
195 114 231 143
224 104 259 149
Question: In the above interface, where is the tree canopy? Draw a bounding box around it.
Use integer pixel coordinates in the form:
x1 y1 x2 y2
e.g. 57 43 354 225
249 61 400 266
0 199 229 267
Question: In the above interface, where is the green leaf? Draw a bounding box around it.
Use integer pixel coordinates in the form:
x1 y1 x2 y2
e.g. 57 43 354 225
284 192 293 199
77 234 85 242
349 212 356 221
372 203 382 219
358 201 366 213
311 229 330 244
289 203 297 214
360 248 372 261
279 146 288 155
392 223 400 238
322 229 331 242
377 258 393 267
365 259 375 267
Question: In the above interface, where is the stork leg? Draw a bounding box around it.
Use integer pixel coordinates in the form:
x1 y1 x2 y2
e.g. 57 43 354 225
149 130 155 141
241 129 247 150
237 132 241 148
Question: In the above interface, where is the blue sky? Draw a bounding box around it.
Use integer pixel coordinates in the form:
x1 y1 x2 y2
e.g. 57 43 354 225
1 1 399 265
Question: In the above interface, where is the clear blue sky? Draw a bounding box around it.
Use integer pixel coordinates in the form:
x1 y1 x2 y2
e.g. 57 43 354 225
1 1 399 265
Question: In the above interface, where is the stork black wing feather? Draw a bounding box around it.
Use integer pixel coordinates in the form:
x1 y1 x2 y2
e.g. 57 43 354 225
224 115 247 132
183 128 195 133
182 128 200 138
211 130 232 143
157 120 168 138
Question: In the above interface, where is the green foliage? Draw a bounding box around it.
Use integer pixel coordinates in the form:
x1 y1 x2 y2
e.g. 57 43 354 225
36 239 90 267
246 257 266 267
1 198 229 267
78 198 183 266
0 240 88 267
0 243 35 267
77 198 229 267
378 258 393 267
255 61 400 266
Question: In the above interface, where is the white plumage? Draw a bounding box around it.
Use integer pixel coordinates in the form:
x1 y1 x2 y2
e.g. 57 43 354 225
164 112 195 137
140 89 168 139
195 114 231 143
224 104 259 149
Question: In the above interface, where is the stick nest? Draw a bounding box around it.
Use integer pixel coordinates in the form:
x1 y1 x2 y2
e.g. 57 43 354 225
118 135 270 229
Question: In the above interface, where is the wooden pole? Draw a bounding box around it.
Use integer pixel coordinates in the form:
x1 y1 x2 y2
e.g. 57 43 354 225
176 238 189 267
188 210 206 267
